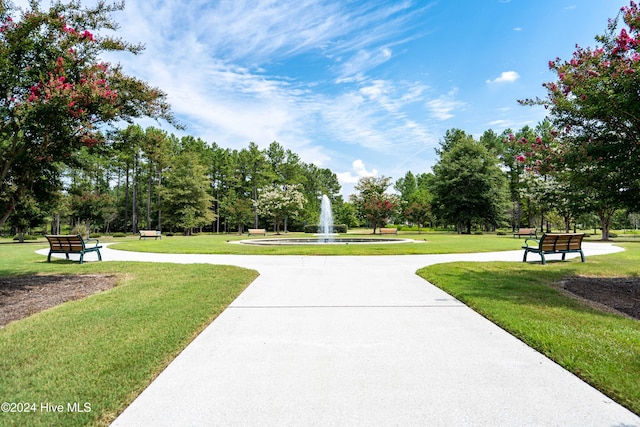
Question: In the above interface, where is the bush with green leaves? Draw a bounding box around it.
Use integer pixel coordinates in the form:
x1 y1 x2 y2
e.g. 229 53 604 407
304 224 347 233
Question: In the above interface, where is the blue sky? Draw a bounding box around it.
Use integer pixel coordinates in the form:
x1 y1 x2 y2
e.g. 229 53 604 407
18 0 626 195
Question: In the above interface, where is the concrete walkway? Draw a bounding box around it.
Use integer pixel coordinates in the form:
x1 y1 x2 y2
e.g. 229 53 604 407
42 243 639 426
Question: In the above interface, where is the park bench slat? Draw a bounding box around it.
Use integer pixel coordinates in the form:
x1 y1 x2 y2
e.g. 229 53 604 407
522 233 585 265
379 228 398 235
514 228 537 238
45 234 102 264
139 230 162 240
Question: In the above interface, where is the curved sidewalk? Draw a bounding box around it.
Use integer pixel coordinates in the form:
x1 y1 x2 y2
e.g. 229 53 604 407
46 243 639 426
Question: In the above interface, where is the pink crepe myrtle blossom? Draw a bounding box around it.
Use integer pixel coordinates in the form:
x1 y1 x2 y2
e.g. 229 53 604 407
62 24 77 35
81 30 94 41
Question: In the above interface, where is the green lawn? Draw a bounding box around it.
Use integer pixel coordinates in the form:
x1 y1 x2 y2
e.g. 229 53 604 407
417 242 640 415
109 231 526 255
0 242 258 426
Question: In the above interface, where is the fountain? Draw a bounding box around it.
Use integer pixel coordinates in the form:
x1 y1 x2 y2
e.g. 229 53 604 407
235 194 413 245
318 194 335 242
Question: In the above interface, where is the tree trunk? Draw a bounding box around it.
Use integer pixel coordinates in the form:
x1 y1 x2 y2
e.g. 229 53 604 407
147 160 153 229
124 165 130 233
215 191 220 233
157 168 162 231
253 187 259 228
132 155 138 234
0 207 13 230
599 208 615 241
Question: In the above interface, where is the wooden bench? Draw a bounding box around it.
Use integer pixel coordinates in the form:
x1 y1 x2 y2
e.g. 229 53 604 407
45 234 102 264
139 230 162 240
248 228 267 236
522 233 585 265
514 227 537 238
378 228 398 235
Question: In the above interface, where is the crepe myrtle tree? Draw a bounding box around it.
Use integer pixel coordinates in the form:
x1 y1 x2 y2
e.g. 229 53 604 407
363 195 398 232
0 0 176 228
255 184 305 234
519 1 640 240
350 176 399 233
404 200 432 232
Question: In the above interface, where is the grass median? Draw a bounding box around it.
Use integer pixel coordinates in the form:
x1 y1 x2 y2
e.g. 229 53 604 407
0 243 258 426
110 231 525 255
417 242 640 415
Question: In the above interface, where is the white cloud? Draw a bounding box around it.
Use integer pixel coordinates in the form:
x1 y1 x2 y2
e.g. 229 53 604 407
318 80 436 155
359 80 388 100
336 47 393 82
486 71 520 84
336 160 378 185
426 89 465 120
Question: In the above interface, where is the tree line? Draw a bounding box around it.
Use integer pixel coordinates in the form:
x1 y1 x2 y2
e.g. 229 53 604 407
24 128 347 236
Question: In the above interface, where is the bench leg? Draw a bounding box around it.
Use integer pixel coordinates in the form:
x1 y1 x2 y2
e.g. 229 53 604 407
97 249 102 261
562 253 566 261
540 253 546 265
522 250 528 262
580 250 585 262
47 251 52 263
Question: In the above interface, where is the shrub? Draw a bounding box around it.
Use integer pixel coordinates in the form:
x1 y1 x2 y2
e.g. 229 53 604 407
496 231 507 236
89 233 102 238
112 232 127 238
334 224 347 233
12 234 37 241
609 232 618 238
304 224 347 233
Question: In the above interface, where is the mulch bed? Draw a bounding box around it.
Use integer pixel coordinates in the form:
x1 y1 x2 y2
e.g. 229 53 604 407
560 276 640 321
0 274 638 328
0 274 117 328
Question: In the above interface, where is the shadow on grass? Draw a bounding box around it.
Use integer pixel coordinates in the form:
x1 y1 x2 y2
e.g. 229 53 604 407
418 261 601 314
